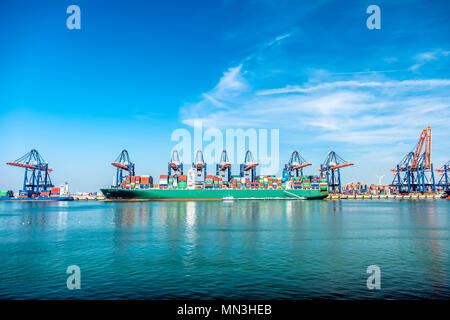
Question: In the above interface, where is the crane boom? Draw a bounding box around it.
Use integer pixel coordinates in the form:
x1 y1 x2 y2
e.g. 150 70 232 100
111 162 130 171
6 162 53 172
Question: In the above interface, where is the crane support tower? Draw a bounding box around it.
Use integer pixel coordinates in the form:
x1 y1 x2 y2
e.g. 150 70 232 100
193 150 207 180
6 149 54 195
436 160 449 192
320 151 354 194
111 150 135 188
240 150 259 183
391 127 436 194
283 151 312 179
216 150 232 183
168 150 183 176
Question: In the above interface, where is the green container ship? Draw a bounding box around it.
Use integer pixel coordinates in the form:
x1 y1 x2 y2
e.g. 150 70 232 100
100 187 328 201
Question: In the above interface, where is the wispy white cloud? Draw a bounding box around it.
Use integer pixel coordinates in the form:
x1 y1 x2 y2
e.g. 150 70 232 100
180 64 252 127
243 31 294 63
257 79 450 95
180 63 450 148
178 39 450 182
409 48 450 71
213 64 248 95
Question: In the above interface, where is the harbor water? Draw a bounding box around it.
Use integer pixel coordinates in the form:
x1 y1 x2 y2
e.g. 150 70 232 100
0 200 449 299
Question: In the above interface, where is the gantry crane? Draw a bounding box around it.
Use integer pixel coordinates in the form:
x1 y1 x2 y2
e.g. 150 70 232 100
6 149 54 195
320 151 354 194
283 151 312 179
391 126 436 194
436 160 449 192
240 150 259 183
111 150 135 187
193 150 207 179
216 150 231 183
168 150 183 176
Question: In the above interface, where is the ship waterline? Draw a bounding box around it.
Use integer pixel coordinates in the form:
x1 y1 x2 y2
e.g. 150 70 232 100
100 188 329 201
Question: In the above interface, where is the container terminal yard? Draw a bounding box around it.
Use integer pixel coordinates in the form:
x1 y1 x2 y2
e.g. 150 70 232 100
0 127 449 201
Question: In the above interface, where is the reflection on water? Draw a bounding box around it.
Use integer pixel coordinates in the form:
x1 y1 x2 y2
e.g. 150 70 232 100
0 200 449 299
405 201 446 295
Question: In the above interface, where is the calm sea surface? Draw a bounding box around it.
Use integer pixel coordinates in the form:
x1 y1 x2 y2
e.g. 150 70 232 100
0 200 449 299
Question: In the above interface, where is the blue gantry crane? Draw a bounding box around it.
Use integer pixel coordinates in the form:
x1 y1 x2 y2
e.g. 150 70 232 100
193 150 207 179
436 160 449 192
320 151 354 194
6 149 54 195
283 151 312 179
216 150 232 183
240 150 259 183
168 150 183 176
111 150 135 187
391 126 436 194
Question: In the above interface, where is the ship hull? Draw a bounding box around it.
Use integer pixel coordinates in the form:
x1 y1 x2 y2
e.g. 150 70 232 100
100 188 328 201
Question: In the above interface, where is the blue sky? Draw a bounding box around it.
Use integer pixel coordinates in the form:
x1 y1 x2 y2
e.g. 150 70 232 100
0 0 449 192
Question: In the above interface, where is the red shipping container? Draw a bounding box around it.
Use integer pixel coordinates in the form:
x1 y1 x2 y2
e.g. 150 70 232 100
179 175 187 181
51 187 60 193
